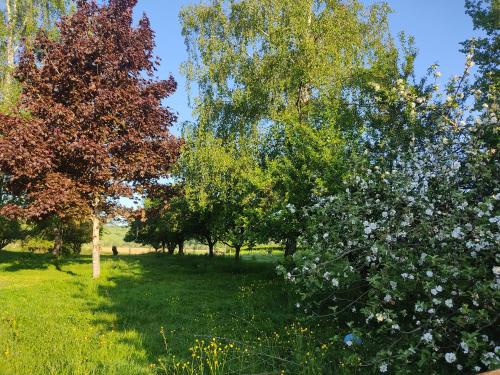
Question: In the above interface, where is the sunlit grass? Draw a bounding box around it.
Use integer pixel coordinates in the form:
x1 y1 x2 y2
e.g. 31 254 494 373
0 251 295 374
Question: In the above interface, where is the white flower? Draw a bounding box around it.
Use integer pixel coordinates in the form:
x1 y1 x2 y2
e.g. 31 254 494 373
286 203 296 214
331 278 339 287
382 211 388 218
376 313 385 322
445 299 453 308
346 340 353 346
451 161 461 170
422 332 433 343
474 366 481 372
391 324 400 330
323 272 331 280
296 302 301 308
431 288 438 295
493 266 500 275
451 227 464 239
379 362 388 373
460 341 469 354
390 281 397 290
425 208 434 216
445 352 457 363
426 270 434 277
384 294 392 302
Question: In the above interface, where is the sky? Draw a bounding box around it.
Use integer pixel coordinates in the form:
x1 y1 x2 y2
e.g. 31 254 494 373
132 0 477 135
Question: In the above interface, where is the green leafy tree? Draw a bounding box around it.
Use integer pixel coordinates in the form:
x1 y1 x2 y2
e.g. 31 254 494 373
176 129 266 258
0 0 72 111
180 0 396 254
462 0 499 102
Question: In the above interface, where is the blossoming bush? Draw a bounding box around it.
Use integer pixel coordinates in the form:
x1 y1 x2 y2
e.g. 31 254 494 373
278 62 499 373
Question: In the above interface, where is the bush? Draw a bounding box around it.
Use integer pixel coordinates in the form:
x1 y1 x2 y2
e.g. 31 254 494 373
278 62 499 373
0 216 23 250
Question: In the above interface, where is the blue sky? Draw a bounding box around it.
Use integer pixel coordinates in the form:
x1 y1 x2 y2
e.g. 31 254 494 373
133 0 476 135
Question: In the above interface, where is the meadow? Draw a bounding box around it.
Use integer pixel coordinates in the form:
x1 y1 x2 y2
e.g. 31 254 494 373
0 250 356 375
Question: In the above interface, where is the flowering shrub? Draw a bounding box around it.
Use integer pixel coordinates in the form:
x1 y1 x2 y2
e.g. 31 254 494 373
278 62 499 373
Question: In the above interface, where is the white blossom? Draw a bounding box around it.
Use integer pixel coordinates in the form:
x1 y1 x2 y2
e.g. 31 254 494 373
445 352 457 363
422 332 433 343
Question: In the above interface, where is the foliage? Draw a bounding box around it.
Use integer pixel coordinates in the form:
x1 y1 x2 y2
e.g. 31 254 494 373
461 0 499 105
0 0 180 277
180 0 403 253
175 129 268 258
0 0 72 111
0 216 23 250
278 57 500 373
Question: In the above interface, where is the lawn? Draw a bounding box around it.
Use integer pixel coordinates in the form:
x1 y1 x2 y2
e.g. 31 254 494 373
0 250 346 375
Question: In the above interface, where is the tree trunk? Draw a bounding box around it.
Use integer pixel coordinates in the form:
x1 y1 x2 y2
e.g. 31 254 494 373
91 215 100 279
161 241 165 253
52 225 62 256
177 240 184 255
167 241 175 255
207 238 215 257
235 245 241 261
284 236 297 257
5 0 15 90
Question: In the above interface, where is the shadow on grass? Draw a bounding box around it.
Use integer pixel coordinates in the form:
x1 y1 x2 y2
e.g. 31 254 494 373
78 253 293 370
0 249 91 273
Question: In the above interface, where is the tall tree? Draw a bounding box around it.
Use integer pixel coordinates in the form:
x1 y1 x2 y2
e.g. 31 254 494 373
180 0 395 254
462 0 499 102
0 0 180 278
0 0 71 111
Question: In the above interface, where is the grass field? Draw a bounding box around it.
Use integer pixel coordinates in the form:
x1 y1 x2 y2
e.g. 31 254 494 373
0 250 351 375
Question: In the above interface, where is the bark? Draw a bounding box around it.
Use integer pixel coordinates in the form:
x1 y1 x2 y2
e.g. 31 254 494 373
177 240 184 255
167 241 175 255
161 241 165 253
91 214 100 279
234 245 241 261
207 237 215 257
5 0 15 89
284 236 297 257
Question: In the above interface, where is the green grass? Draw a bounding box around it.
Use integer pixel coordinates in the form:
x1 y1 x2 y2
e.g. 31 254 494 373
0 250 319 374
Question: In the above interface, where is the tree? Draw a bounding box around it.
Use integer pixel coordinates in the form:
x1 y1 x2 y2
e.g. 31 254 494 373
0 0 180 278
126 184 192 254
462 0 499 103
176 129 266 258
0 0 72 111
180 0 395 254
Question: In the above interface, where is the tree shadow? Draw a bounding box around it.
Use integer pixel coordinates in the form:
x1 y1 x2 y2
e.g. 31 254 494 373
0 250 91 273
73 253 292 370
